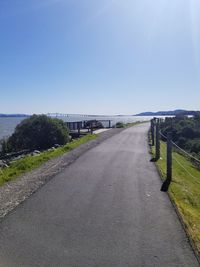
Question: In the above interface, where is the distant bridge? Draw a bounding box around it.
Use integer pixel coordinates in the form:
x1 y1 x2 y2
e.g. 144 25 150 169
46 113 108 118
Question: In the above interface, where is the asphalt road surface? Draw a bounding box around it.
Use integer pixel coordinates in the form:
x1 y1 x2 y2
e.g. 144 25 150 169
0 123 199 267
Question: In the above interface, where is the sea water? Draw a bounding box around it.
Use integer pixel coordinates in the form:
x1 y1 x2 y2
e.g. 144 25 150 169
0 115 151 140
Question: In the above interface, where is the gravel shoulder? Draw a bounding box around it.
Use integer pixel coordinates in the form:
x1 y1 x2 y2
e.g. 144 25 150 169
0 128 124 219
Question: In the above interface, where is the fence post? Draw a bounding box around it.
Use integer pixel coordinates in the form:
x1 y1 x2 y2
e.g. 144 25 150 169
161 132 172 192
155 121 160 160
151 119 155 146
167 132 172 182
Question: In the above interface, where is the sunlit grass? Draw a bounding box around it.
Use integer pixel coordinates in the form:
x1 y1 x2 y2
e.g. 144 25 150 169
0 134 97 186
153 141 200 252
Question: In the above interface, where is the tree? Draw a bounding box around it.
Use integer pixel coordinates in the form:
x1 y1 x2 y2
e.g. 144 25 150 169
6 115 69 152
181 126 196 139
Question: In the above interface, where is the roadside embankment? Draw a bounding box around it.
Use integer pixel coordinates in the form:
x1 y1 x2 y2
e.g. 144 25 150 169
151 141 200 259
0 128 124 219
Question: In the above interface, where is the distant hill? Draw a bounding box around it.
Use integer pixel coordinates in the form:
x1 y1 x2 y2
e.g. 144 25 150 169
134 110 198 116
0 114 30 118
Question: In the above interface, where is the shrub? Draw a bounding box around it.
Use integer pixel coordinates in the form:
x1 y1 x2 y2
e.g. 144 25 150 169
160 114 200 158
5 115 69 152
115 122 125 128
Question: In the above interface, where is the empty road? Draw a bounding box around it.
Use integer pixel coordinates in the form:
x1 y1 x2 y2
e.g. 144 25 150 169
0 123 199 266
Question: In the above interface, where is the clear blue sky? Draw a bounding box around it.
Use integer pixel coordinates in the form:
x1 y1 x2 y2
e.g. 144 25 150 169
0 0 200 115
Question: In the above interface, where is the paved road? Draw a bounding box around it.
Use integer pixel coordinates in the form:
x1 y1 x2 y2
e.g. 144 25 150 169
0 123 199 267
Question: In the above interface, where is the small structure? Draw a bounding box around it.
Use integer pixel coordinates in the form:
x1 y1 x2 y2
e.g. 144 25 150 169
65 119 112 138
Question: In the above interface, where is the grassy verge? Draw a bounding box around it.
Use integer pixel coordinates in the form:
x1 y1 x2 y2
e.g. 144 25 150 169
0 134 97 187
152 141 200 253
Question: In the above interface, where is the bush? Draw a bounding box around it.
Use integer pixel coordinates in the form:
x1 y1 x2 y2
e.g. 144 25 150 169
181 126 196 139
115 122 125 128
5 115 69 152
177 137 187 147
160 114 200 158
186 139 200 154
0 139 9 156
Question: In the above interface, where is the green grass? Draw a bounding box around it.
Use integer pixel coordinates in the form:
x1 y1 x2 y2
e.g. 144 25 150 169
152 141 200 252
0 134 97 187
